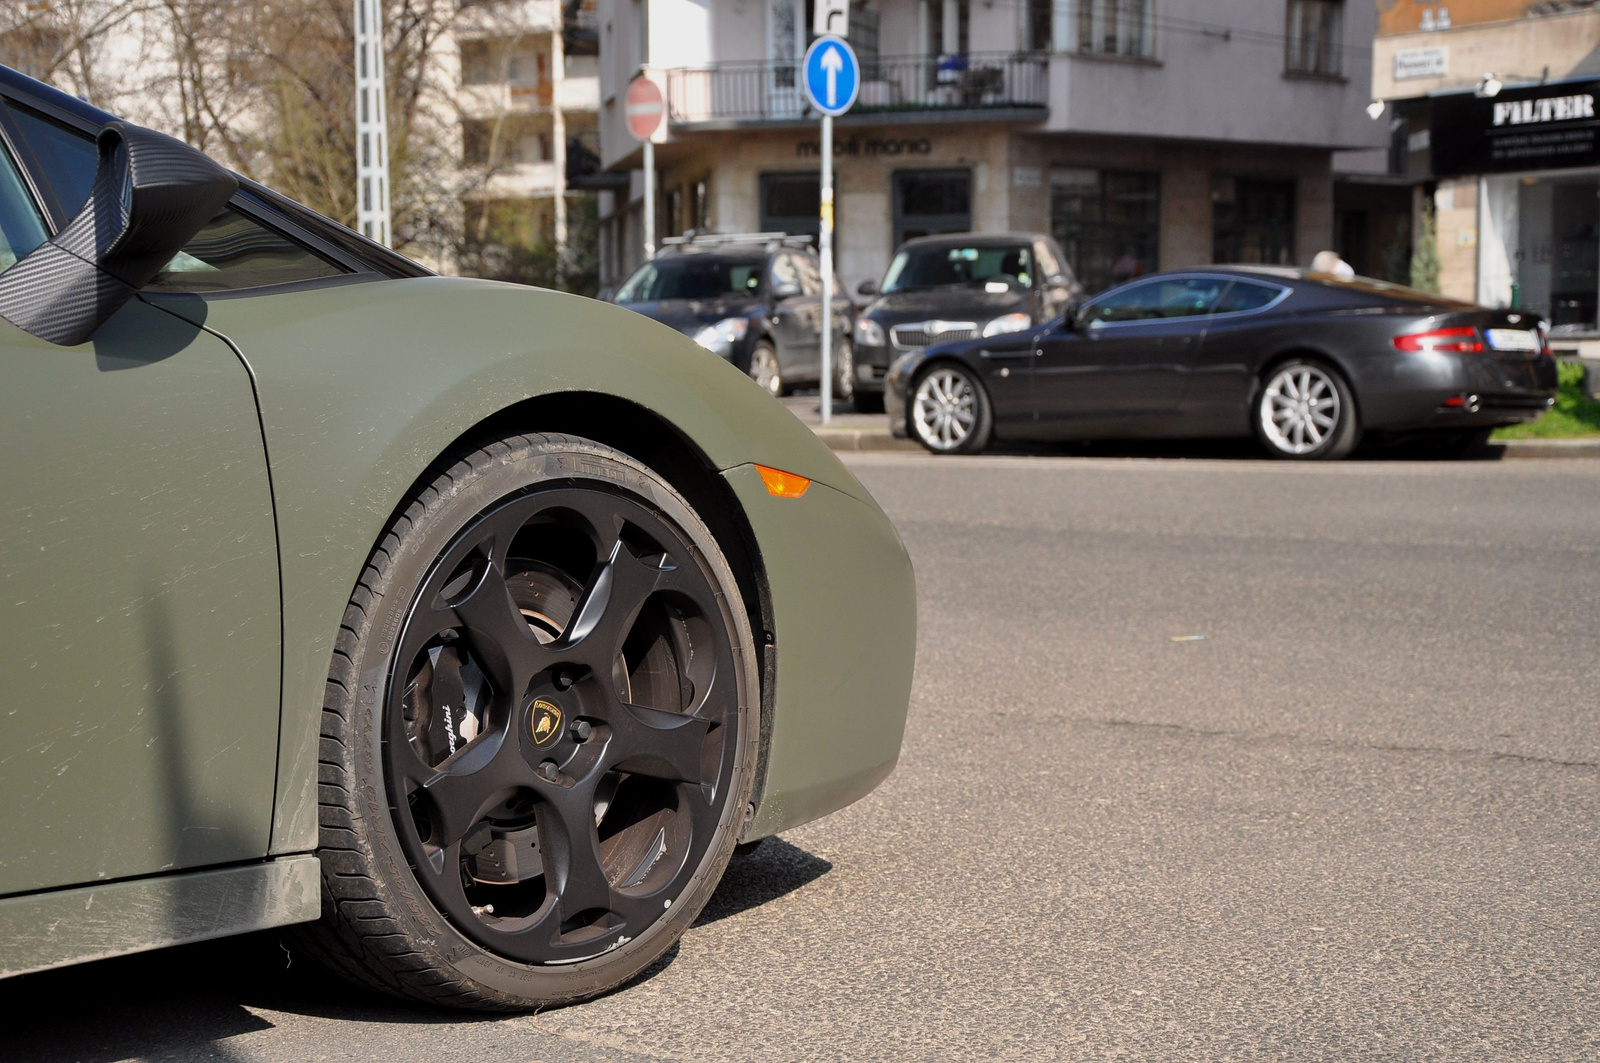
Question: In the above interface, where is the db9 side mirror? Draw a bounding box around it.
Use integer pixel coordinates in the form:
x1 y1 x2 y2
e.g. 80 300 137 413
857 279 878 297
0 121 238 346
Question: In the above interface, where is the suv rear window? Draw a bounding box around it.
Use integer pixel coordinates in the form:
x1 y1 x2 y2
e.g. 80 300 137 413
615 256 764 302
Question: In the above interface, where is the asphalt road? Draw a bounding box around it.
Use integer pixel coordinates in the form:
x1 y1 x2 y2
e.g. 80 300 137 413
7 450 1598 1061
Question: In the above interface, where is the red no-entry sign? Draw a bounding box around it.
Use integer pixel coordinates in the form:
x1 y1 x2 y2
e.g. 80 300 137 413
626 76 665 141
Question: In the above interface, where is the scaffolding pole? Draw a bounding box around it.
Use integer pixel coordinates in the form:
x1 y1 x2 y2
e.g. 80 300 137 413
355 0 391 245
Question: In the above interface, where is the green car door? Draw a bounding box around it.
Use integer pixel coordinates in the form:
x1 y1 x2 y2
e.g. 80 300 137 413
0 128 281 896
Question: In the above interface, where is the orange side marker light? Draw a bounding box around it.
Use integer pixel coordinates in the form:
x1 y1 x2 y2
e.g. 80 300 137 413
756 464 810 498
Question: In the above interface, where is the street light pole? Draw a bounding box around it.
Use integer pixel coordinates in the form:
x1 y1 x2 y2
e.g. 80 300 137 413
354 0 391 246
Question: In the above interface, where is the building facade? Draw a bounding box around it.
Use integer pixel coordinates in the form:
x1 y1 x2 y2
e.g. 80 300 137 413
1371 0 1600 352
594 0 1386 294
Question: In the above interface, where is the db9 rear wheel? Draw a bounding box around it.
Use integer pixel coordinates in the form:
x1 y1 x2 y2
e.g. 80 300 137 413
1255 361 1359 460
297 433 758 1009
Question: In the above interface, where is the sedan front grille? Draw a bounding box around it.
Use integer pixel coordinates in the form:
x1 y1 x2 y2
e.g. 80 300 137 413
891 320 979 350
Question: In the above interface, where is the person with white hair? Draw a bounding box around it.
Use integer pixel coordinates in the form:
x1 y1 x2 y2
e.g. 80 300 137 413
1311 249 1356 278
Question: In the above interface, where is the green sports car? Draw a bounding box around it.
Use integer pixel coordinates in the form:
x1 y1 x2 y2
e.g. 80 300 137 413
0 67 915 1009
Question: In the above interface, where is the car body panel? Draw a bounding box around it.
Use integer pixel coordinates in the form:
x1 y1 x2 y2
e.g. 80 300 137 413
723 465 916 839
151 277 895 855
0 300 281 894
0 854 319 978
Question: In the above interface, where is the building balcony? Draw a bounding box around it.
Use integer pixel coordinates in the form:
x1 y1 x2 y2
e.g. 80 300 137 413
664 52 1049 129
457 75 598 119
563 0 598 57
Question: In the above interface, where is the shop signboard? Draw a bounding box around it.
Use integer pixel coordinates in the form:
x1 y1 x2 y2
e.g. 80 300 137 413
1432 77 1600 177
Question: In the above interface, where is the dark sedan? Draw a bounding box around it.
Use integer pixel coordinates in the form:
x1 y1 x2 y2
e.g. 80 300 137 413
852 232 1083 412
885 267 1559 459
607 233 854 400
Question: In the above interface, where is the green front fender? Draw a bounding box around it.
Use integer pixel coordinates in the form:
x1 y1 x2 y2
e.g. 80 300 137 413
165 277 906 853
723 465 916 838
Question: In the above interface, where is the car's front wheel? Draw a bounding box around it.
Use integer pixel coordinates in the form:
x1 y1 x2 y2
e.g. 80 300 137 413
1255 361 1359 460
296 433 759 1009
910 364 992 454
833 338 855 404
748 341 783 397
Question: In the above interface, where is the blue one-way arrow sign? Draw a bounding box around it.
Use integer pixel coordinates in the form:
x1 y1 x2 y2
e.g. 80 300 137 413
803 35 859 117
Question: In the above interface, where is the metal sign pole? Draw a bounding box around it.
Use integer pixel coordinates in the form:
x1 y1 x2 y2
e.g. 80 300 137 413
819 114 833 425
354 0 391 246
643 139 656 260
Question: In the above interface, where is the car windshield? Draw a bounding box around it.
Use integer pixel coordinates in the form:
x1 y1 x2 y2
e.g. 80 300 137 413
615 255 764 302
881 244 1032 293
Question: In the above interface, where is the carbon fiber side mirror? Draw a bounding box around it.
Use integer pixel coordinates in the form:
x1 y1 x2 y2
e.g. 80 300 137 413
0 121 237 345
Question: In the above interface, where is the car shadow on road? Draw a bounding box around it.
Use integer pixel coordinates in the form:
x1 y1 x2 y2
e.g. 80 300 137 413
0 838 833 1058
980 436 1509 462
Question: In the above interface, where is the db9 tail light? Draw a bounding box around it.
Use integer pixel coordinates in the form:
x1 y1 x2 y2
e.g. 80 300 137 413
1393 326 1484 354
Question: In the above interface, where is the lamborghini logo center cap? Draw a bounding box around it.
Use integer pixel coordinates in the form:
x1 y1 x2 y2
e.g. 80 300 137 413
530 699 563 746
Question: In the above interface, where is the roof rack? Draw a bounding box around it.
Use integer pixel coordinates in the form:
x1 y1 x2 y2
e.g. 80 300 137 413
659 230 815 251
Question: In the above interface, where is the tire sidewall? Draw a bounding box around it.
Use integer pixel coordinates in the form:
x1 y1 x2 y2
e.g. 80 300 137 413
1254 360 1359 461
339 437 758 1006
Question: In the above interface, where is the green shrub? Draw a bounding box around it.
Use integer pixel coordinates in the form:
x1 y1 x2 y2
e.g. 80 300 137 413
1494 360 1600 439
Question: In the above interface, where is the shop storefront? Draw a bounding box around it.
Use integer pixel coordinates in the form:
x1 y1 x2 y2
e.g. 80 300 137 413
1432 77 1600 341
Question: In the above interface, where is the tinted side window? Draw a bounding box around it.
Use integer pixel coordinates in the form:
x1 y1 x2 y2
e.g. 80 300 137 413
794 253 822 296
770 253 801 293
1213 280 1284 314
5 104 97 216
145 207 347 293
0 139 48 273
1080 277 1226 324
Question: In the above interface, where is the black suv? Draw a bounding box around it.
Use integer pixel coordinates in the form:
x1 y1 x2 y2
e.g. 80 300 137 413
851 233 1083 411
606 233 855 400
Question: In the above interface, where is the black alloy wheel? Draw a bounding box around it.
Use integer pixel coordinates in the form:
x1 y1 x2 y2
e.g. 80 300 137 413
298 433 758 1009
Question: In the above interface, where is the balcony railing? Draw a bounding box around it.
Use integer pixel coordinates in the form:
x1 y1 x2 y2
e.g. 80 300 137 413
665 52 1048 126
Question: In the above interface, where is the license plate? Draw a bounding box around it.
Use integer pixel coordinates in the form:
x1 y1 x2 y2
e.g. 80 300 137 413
1486 328 1540 352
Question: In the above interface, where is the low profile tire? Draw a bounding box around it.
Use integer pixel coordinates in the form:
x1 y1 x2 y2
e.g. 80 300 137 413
910 363 993 454
1255 360 1359 460
833 339 856 404
852 390 885 415
748 342 782 398
296 433 759 1010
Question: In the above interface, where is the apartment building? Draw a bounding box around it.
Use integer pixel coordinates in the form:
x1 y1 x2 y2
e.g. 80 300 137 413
451 0 603 264
1371 1 1600 350
593 0 1386 293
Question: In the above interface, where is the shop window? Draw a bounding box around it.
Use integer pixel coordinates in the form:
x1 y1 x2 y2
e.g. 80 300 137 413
1213 177 1296 267
1286 0 1342 77
1480 174 1599 334
761 172 823 241
1068 0 1155 59
892 169 971 249
1050 167 1159 294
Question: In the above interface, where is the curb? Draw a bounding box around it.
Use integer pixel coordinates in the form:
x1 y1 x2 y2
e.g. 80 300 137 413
809 426 1600 458
1500 438 1600 459
811 427 919 452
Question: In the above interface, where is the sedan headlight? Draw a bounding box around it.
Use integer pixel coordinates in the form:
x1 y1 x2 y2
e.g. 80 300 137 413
854 317 886 347
982 312 1032 337
692 316 749 355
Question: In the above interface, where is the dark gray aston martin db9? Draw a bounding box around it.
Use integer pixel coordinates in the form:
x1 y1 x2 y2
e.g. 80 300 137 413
885 267 1558 459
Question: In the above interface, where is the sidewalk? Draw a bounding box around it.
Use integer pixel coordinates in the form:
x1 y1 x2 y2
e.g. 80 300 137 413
780 393 1600 458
